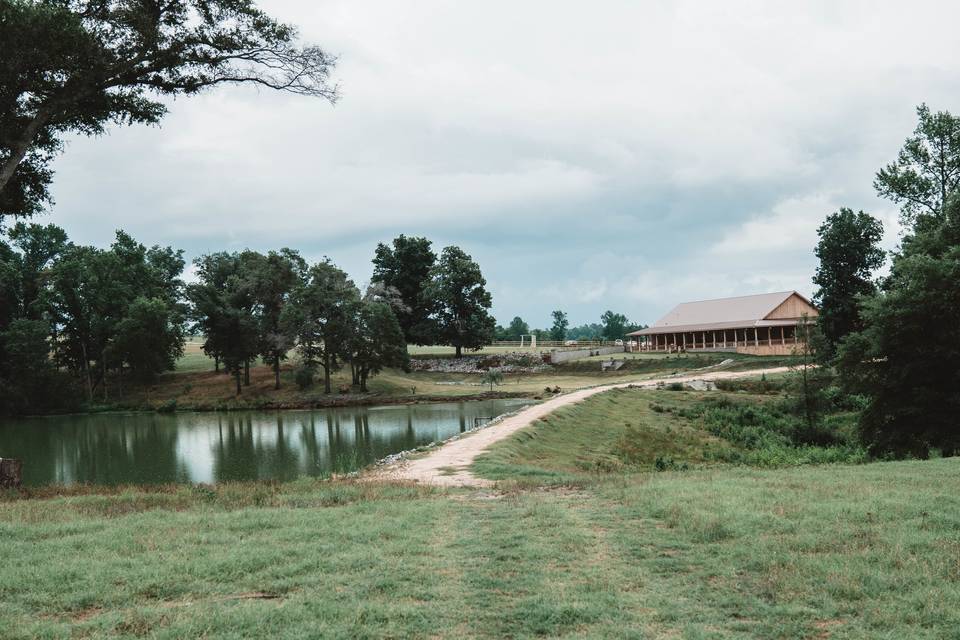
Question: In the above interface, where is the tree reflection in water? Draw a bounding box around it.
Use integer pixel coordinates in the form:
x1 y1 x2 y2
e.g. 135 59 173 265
0 399 532 486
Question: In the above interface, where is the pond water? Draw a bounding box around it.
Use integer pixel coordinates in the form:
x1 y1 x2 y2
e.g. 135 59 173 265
0 399 532 487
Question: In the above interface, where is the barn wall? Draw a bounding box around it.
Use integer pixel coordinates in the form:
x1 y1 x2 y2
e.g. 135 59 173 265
765 294 818 320
737 343 800 356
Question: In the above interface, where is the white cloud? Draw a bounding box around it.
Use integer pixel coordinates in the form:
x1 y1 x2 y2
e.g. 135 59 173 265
40 0 960 325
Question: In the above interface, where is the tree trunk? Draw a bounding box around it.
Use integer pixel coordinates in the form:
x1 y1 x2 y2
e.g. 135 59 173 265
360 371 368 392
455 344 462 357
80 341 93 403
235 368 242 396
214 356 219 373
244 359 250 386
323 352 332 394
101 349 108 401
0 458 23 489
0 105 54 195
274 355 281 390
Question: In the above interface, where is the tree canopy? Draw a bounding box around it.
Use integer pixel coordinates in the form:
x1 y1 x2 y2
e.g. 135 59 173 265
425 246 495 357
371 235 437 345
549 310 568 341
0 0 337 219
874 104 960 228
812 208 885 358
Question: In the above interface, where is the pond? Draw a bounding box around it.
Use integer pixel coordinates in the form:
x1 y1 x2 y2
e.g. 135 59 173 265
0 399 533 487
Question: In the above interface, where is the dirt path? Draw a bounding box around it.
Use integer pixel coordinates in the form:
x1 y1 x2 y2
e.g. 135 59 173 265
378 367 792 487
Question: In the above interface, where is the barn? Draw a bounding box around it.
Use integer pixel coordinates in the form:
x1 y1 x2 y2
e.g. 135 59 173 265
626 291 818 356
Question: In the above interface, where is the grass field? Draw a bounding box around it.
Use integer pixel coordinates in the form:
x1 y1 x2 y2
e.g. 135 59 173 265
3 383 958 637
2 459 958 638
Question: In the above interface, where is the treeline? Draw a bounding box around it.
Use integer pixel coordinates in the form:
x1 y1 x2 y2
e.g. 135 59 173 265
809 104 960 459
494 310 646 342
0 231 496 414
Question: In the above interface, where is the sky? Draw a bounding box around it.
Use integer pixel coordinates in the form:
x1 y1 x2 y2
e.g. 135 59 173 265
43 0 960 328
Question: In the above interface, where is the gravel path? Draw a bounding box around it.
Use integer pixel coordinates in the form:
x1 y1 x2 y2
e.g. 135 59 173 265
378 367 792 487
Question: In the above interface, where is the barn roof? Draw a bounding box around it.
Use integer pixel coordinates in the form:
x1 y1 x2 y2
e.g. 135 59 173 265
627 291 815 336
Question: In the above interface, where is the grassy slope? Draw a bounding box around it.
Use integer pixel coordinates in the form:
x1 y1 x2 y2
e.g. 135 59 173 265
473 388 738 481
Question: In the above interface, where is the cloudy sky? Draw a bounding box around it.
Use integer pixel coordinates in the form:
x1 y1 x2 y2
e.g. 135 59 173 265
45 0 960 327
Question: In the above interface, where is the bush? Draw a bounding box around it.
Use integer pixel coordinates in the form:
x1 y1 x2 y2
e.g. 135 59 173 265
294 366 315 390
156 399 177 413
681 396 865 467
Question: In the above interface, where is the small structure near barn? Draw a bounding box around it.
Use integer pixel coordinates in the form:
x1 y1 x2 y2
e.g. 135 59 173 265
627 291 817 356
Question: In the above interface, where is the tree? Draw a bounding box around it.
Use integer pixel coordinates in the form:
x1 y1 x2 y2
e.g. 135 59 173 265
600 310 629 341
244 249 306 389
549 310 568 342
0 318 58 413
371 235 437 345
349 299 409 392
480 369 503 392
111 297 184 384
812 208 886 359
186 252 258 395
284 260 360 394
425 246 496 357
567 323 603 341
5 222 69 319
506 316 529 341
0 0 338 219
874 104 960 229
837 196 960 458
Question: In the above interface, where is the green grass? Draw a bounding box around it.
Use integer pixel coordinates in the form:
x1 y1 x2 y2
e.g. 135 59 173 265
6 377 954 637
473 388 736 482
2 461 960 638
473 387 866 483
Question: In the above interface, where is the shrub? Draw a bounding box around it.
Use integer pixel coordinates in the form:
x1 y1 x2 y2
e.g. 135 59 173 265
295 366 315 390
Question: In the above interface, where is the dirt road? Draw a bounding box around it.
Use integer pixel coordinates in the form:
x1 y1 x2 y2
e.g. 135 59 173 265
379 367 792 487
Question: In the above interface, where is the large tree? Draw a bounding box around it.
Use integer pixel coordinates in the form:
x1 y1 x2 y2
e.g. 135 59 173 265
837 196 960 458
549 310 568 342
284 260 359 394
812 208 885 358
48 231 185 400
600 310 629 341
186 252 259 395
0 0 337 219
110 296 184 384
371 235 437 345
874 104 960 229
425 246 495 357
243 249 306 389
505 316 529 341
349 299 409 392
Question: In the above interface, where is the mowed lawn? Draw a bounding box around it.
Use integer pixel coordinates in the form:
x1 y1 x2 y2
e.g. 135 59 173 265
2 388 958 638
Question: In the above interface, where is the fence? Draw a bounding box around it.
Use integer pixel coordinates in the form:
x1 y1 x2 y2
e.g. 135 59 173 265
491 340 620 349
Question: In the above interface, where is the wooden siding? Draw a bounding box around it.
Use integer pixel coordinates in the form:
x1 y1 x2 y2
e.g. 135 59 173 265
765 293 818 320
737 343 800 356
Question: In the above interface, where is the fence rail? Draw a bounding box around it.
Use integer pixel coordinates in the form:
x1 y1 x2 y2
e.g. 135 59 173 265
491 340 619 348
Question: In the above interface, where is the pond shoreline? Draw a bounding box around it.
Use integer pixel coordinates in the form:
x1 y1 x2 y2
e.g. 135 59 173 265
4 390 538 419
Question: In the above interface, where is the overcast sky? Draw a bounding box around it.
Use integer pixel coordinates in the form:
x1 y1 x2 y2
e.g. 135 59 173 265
44 0 960 327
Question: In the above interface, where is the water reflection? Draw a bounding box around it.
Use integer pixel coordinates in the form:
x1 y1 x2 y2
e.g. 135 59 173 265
0 399 530 486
